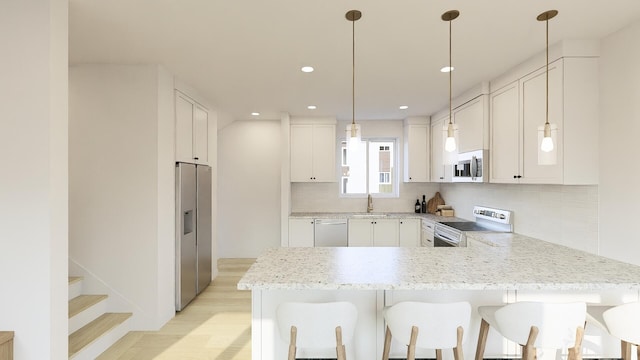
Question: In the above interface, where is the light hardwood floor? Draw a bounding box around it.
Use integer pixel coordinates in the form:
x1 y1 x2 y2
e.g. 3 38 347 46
98 258 255 360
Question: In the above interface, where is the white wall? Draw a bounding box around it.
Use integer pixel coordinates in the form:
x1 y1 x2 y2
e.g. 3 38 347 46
291 119 441 213
69 64 175 329
0 0 68 358
598 20 640 266
440 184 599 253
218 120 282 257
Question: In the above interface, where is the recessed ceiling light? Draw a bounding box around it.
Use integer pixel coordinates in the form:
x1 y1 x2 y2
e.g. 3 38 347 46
301 66 314 73
399 105 409 110
251 112 260 116
307 105 317 110
440 66 454 73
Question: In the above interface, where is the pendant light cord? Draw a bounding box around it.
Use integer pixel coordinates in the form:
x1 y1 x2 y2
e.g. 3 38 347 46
448 19 453 125
545 17 549 127
352 18 355 127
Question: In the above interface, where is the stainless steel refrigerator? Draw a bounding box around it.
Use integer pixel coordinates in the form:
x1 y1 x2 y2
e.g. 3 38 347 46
175 162 212 311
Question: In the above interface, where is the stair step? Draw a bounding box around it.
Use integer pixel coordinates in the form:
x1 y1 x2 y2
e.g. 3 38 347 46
68 277 83 300
69 295 107 318
69 313 132 359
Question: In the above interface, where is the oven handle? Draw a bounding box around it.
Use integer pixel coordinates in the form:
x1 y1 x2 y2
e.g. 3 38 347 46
435 233 459 244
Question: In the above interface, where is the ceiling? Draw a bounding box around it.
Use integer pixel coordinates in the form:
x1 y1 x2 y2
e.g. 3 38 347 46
69 0 640 125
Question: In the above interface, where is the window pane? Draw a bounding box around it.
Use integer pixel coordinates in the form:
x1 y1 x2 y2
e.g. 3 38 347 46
369 141 394 194
341 140 367 194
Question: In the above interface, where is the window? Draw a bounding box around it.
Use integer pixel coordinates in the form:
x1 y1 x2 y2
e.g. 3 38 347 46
340 138 397 197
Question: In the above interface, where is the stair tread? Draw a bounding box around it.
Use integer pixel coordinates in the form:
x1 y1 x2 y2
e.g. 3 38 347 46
69 312 132 358
69 294 108 318
69 276 83 285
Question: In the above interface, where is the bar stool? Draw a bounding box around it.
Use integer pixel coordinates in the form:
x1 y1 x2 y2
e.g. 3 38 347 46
276 301 358 360
382 301 471 360
603 302 640 360
475 302 586 360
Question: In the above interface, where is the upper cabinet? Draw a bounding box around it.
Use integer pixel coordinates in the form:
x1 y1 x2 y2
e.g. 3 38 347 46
290 119 336 182
430 114 451 183
490 56 599 184
403 117 430 182
454 94 489 153
176 90 209 165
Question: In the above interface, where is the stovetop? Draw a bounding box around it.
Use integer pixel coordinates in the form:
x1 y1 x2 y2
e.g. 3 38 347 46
438 221 493 232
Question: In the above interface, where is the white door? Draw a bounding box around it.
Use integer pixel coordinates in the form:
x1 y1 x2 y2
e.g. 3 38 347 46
373 219 399 247
311 124 336 182
348 219 373 247
175 92 194 163
430 117 445 182
192 104 209 164
290 124 314 182
399 219 420 247
406 125 429 182
455 96 485 153
288 219 315 247
490 81 520 183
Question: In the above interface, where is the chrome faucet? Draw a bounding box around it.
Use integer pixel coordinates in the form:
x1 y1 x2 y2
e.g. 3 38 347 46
367 194 373 213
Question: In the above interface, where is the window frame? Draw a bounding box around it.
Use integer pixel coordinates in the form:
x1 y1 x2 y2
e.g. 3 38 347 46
338 137 399 199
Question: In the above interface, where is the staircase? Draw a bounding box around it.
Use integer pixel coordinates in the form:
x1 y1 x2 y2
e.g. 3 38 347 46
68 276 132 359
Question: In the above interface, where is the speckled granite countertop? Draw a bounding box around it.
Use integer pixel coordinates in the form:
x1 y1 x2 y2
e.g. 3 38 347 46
289 212 465 222
238 234 640 291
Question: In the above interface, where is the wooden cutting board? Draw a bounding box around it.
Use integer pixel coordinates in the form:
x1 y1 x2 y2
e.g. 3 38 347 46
427 192 445 214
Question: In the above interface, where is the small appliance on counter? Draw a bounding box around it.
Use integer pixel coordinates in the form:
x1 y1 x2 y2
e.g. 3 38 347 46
433 206 512 247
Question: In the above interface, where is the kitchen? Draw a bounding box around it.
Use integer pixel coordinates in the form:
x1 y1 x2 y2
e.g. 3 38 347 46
2 1 640 359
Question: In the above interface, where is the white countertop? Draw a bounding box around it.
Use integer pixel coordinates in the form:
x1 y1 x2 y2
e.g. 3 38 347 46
238 233 640 291
289 212 465 222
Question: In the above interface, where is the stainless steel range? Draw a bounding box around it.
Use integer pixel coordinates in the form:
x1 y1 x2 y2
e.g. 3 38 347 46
433 206 513 247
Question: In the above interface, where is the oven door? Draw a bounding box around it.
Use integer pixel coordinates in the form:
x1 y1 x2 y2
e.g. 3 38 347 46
434 234 459 247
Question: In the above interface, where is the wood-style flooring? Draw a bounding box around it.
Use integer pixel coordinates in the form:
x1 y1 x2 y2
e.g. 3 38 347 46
98 258 255 360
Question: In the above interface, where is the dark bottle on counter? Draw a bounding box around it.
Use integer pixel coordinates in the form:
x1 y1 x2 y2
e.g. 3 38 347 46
414 199 421 213
421 195 427 213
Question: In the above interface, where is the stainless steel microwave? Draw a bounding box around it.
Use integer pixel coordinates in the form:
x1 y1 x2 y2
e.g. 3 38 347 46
452 149 488 183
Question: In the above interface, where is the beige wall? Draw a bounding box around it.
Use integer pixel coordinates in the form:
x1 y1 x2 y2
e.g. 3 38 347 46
598 19 640 266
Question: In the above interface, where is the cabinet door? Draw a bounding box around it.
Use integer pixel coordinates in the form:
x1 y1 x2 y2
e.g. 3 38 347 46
430 117 445 182
399 219 420 247
290 124 314 182
520 60 563 184
405 125 429 182
176 92 194 163
288 219 315 247
454 96 485 153
192 104 209 164
348 219 373 247
373 219 399 247
490 81 520 183
311 124 336 182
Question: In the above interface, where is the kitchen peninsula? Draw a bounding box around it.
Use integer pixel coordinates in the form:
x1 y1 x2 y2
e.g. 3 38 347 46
238 234 640 359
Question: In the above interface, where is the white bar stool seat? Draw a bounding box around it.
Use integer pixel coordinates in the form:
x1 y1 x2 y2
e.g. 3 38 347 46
603 301 640 360
476 302 586 360
382 301 472 360
276 301 358 360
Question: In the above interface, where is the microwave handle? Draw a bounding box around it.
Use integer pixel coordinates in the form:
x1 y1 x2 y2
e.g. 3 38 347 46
471 155 478 180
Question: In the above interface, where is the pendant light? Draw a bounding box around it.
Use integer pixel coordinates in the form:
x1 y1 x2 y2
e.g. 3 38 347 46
442 10 459 154
537 10 558 165
346 10 362 148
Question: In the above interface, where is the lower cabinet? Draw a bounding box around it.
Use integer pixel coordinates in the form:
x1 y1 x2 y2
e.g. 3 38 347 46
348 219 400 247
288 218 315 247
399 219 421 247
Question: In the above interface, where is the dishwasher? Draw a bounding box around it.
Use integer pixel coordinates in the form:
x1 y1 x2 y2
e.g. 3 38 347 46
314 219 348 247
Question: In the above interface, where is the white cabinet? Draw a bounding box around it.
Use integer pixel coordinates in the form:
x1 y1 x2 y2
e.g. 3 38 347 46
454 95 489 153
175 90 209 164
421 219 435 247
288 218 315 247
399 219 420 247
490 57 598 184
430 115 452 182
348 218 399 247
290 123 336 182
403 117 430 182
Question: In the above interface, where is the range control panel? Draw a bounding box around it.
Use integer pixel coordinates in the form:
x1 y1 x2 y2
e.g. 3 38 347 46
473 206 512 225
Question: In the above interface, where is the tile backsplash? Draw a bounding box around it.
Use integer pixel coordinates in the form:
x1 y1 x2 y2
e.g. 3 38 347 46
440 183 599 254
291 182 440 213
292 181 599 255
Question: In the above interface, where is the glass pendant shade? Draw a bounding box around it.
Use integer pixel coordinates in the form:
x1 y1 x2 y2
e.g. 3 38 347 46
537 122 557 165
347 123 361 150
443 122 458 165
445 122 457 152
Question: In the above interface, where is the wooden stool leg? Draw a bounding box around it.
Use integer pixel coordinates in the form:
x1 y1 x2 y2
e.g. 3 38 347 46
453 326 464 360
435 348 443 360
407 326 418 360
335 326 346 360
522 326 539 360
288 326 297 360
636 343 639 360
382 326 392 360
621 340 631 360
568 326 584 360
475 319 490 360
